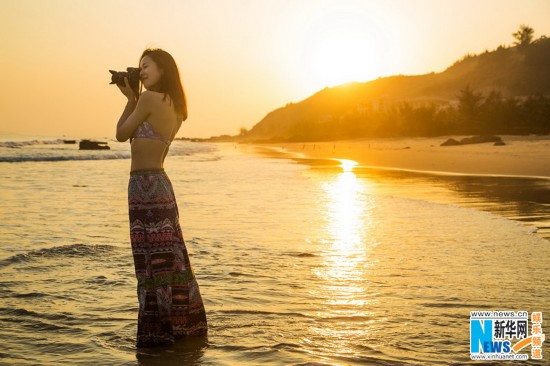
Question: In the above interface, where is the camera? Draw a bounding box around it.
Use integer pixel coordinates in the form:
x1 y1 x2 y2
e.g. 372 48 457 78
109 67 141 90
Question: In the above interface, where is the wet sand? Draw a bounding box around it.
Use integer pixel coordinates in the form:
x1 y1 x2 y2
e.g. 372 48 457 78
248 135 550 178
243 135 550 240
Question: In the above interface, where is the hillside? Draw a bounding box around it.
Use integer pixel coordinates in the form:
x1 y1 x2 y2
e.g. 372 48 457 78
243 37 550 142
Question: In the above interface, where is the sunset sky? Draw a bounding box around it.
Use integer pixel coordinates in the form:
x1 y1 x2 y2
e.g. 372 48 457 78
1 0 549 139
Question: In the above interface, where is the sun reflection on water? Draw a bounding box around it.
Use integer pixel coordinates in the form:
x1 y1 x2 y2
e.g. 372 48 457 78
308 160 378 357
324 160 372 261
334 158 358 173
312 160 377 302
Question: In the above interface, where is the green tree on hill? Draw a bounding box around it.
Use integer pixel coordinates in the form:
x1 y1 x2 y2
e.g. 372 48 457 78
457 85 484 132
513 24 534 47
239 127 249 137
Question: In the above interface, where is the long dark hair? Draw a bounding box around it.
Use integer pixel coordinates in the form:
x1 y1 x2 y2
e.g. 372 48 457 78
139 48 187 120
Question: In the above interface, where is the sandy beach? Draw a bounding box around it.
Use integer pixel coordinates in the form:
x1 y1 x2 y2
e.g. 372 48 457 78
249 135 550 178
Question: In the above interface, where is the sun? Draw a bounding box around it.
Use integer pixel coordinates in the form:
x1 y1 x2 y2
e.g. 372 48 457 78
299 9 389 89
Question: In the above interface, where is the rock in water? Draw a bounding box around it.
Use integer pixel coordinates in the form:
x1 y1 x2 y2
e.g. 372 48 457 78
79 139 110 150
440 138 461 146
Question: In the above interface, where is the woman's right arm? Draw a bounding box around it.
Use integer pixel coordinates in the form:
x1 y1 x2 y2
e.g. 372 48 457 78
116 99 137 141
115 77 152 142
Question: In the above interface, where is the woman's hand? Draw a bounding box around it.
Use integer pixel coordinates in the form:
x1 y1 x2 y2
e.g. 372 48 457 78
117 77 138 101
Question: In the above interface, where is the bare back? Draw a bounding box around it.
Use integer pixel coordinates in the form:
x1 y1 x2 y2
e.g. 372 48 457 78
130 91 182 171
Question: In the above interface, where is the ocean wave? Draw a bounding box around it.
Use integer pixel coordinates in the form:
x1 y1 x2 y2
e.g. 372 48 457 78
0 153 222 163
0 151 222 163
0 306 81 322
215 309 312 318
0 138 220 163
284 251 318 257
0 139 67 148
0 243 119 267
0 153 131 163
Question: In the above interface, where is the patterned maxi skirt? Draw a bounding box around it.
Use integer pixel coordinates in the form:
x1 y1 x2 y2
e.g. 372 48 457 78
128 168 208 347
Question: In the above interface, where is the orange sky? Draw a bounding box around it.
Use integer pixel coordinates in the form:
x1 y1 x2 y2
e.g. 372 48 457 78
1 0 549 139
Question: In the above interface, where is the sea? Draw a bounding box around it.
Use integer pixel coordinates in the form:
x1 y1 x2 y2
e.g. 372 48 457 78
0 134 549 365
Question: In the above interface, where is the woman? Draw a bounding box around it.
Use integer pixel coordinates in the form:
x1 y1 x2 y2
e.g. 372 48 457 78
116 48 208 347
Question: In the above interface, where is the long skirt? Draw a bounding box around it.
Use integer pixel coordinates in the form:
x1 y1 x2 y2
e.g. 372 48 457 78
128 168 208 347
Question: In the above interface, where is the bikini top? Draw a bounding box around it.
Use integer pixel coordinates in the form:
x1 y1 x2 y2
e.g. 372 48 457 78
131 121 171 145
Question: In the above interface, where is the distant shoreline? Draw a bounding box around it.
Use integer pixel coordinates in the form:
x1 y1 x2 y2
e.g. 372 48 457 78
243 135 550 178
